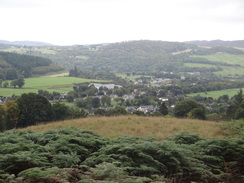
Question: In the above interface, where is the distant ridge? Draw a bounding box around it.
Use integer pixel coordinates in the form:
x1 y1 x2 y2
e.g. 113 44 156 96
186 40 244 47
0 40 53 46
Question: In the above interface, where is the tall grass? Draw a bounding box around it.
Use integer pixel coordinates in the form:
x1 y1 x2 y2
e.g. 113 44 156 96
23 116 226 140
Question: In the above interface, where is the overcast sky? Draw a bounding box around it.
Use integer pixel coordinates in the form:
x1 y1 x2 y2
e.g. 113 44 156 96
0 0 243 45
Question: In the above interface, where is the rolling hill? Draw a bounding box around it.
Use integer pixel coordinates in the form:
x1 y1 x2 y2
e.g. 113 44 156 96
1 40 244 78
0 40 53 46
0 51 64 78
186 40 244 47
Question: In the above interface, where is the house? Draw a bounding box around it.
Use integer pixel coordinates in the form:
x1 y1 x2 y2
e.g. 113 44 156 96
137 105 156 114
122 94 135 100
126 106 137 114
181 76 186 80
59 93 68 100
159 98 168 102
89 83 122 90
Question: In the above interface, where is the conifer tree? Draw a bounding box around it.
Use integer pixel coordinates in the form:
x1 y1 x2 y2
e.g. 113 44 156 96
159 102 168 115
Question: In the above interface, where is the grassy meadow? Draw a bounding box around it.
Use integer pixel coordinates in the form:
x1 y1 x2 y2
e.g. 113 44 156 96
187 88 241 99
116 73 152 79
192 53 244 66
184 63 217 68
23 116 226 140
190 53 244 76
0 75 107 97
0 47 56 54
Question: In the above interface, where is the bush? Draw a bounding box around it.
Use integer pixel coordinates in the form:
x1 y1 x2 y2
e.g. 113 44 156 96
188 107 206 120
166 132 202 144
0 128 243 182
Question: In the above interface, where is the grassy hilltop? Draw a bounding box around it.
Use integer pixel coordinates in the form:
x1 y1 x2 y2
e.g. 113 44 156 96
23 115 226 139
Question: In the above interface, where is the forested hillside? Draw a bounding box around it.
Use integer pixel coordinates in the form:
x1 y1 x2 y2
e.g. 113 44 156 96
0 51 64 79
76 40 197 74
1 40 244 79
186 40 244 47
0 40 53 46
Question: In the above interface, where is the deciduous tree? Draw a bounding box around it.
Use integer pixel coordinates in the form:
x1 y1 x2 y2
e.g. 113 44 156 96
4 100 20 129
16 93 53 127
174 99 205 118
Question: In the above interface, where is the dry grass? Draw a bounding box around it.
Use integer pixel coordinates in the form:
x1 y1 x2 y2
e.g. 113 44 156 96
23 116 226 140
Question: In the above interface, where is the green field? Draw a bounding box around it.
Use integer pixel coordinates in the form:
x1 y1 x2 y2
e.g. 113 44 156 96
0 76 107 97
191 53 244 66
117 73 152 79
187 88 241 99
184 63 217 68
0 47 56 54
191 53 244 76
215 66 244 76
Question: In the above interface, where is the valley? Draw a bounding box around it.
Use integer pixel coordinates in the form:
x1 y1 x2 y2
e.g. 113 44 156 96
0 40 243 183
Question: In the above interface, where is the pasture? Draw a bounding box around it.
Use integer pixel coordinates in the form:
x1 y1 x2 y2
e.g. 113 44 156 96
192 53 244 66
0 47 56 54
187 88 241 99
116 73 152 79
184 63 217 68
0 76 107 97
190 53 244 76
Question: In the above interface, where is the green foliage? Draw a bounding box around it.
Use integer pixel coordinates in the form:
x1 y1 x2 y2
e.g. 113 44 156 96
166 132 202 144
32 63 64 75
68 107 88 118
223 120 244 138
2 81 9 88
0 51 63 78
5 68 18 80
90 162 127 180
158 102 168 116
4 100 19 130
174 99 205 118
0 128 243 182
226 89 244 119
0 150 49 175
52 102 69 121
105 106 128 116
18 167 66 183
0 170 15 183
75 40 195 74
16 93 53 127
53 152 80 168
69 68 118 80
188 107 207 120
0 106 6 132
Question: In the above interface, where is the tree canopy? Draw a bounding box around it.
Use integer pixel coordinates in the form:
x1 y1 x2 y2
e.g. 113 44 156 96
16 93 54 127
174 99 206 119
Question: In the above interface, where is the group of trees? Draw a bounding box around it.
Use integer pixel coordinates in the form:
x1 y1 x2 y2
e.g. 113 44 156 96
0 128 243 182
0 51 64 79
174 99 206 120
0 78 25 88
69 66 118 80
226 89 244 119
0 93 87 132
44 40 244 79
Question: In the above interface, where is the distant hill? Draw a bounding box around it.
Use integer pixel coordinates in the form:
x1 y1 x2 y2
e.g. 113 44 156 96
1 40 244 77
186 40 244 47
0 51 64 79
0 40 53 46
76 40 197 74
